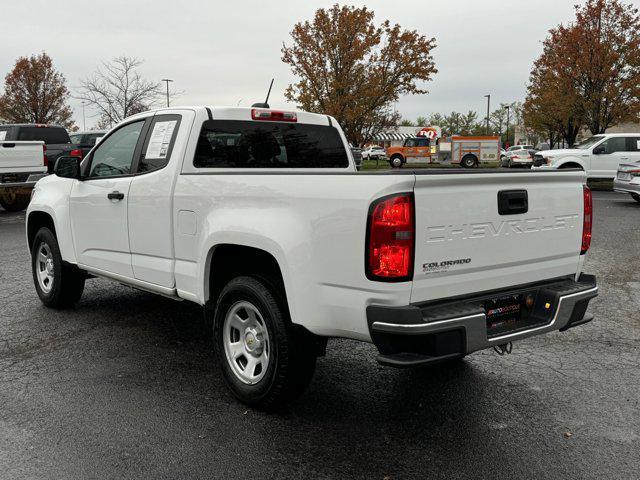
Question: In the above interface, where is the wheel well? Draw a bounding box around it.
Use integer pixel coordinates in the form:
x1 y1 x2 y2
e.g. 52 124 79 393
390 153 404 160
462 153 478 162
559 162 583 170
207 244 286 308
27 211 55 252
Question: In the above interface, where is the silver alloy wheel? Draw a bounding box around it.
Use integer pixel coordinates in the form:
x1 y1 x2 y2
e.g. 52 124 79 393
223 301 271 385
36 242 55 293
391 157 402 168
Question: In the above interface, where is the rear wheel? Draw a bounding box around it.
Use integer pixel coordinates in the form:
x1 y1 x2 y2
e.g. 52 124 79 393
31 227 85 308
213 276 317 410
631 193 640 204
390 155 403 168
0 190 30 212
461 155 477 168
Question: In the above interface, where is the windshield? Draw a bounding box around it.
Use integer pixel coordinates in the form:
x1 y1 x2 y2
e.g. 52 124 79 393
576 136 604 149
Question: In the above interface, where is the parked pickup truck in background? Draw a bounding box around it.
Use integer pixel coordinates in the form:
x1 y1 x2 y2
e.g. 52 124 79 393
69 130 107 159
532 133 640 178
26 106 598 409
0 140 46 211
0 124 80 174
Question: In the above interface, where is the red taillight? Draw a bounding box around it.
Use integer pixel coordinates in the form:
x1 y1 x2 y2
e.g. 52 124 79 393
366 193 414 281
70 148 83 159
43 145 47 167
251 109 297 122
581 186 592 254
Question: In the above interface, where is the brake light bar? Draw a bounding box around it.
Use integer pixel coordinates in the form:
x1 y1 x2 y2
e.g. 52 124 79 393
581 186 592 255
366 193 415 281
251 109 297 122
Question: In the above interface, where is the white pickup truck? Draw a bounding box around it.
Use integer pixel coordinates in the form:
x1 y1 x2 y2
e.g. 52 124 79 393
532 133 640 178
0 139 47 211
26 106 598 409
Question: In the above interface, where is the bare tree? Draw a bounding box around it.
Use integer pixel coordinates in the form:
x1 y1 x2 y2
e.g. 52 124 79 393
76 56 163 126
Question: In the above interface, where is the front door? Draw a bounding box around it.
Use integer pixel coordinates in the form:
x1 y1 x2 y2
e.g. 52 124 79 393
70 119 148 277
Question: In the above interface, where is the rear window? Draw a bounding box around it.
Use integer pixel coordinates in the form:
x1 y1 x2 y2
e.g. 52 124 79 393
17 126 70 144
193 120 349 168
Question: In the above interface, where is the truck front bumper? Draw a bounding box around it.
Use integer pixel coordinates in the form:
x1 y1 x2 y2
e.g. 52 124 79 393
366 274 597 367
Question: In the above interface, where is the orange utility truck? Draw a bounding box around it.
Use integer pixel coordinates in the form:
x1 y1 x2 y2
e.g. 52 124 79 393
386 127 440 168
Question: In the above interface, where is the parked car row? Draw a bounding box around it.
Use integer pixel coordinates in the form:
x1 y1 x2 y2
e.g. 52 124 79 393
0 123 105 211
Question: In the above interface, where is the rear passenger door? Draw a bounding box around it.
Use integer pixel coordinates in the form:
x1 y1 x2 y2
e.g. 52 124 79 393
128 112 187 288
624 136 640 164
592 137 627 177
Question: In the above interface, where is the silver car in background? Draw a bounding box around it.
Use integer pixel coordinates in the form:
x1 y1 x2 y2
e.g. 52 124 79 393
614 161 640 204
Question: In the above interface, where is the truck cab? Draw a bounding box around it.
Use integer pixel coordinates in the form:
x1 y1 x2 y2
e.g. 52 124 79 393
386 137 432 167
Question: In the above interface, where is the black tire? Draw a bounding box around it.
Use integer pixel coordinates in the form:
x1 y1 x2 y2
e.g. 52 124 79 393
0 191 30 212
461 155 477 168
390 155 404 168
631 193 640 204
213 276 317 410
31 227 85 308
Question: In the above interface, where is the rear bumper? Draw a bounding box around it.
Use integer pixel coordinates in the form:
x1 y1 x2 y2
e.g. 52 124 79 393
367 274 597 367
613 179 640 194
0 172 47 190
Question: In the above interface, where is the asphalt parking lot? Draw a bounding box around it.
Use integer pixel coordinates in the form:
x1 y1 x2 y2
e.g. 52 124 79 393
0 191 638 480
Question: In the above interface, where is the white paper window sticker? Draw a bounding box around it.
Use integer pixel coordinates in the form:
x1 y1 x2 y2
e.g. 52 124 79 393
0 131 6 141
637 139 640 150
145 120 177 159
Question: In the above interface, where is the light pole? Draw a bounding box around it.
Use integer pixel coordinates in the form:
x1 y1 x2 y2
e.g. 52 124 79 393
504 104 511 148
81 101 86 131
484 94 491 135
161 78 173 107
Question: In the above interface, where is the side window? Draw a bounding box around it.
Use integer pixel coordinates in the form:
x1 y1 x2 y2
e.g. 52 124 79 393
599 137 626 154
137 114 181 173
625 137 640 152
88 121 145 178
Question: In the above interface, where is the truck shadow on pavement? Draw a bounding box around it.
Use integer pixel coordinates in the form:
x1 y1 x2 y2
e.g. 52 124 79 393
58 284 563 479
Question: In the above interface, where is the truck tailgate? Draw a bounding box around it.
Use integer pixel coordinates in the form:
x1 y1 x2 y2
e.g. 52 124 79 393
410 171 585 303
0 141 45 171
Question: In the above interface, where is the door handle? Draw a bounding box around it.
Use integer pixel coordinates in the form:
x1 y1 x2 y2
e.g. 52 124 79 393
107 191 125 201
498 189 528 215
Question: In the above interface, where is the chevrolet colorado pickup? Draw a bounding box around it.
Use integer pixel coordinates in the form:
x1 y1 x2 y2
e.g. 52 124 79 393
0 139 47 211
26 106 598 409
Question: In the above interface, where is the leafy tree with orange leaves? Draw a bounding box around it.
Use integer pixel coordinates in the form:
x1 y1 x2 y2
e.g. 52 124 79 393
0 52 75 129
525 0 640 145
282 5 437 145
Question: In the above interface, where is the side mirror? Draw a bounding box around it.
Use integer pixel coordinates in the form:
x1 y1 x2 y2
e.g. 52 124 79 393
54 156 81 179
593 145 606 155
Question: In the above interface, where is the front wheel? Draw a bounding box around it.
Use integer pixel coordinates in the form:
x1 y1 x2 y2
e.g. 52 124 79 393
213 276 317 410
390 155 403 168
31 227 85 308
631 193 640 204
0 191 30 212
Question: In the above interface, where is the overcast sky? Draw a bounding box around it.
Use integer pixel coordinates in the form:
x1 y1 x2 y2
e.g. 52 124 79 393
0 0 583 129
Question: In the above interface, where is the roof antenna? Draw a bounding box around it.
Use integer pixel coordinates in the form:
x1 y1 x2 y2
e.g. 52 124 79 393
251 79 274 108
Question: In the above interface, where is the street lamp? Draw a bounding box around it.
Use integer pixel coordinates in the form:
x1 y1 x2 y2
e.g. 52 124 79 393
484 94 491 135
161 78 173 107
81 101 86 131
504 104 511 148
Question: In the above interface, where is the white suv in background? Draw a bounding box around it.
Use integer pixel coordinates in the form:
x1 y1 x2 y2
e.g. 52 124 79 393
532 133 640 178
